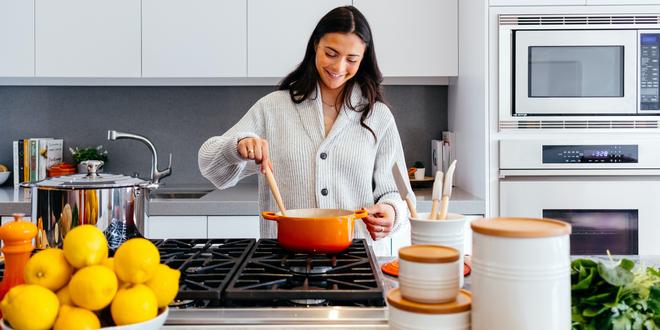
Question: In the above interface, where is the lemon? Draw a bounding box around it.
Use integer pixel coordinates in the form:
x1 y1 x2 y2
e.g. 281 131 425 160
101 257 126 288
24 248 73 291
56 284 74 306
63 225 108 268
69 265 117 311
145 264 181 307
0 164 8 172
1 284 59 330
114 238 160 284
53 305 100 330
111 284 158 326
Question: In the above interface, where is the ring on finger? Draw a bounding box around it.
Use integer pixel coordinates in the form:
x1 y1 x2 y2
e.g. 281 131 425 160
377 225 384 233
248 149 254 154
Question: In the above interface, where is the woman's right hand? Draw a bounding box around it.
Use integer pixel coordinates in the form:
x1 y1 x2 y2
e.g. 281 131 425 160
237 137 272 173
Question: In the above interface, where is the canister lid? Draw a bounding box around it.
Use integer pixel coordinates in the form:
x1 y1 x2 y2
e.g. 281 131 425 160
387 288 471 314
471 217 571 238
398 245 459 263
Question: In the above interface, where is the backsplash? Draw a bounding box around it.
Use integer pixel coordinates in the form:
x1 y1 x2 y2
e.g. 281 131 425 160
0 85 447 186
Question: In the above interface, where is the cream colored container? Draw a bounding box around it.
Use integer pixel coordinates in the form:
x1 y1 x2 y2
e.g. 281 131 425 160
409 212 465 287
470 217 572 330
388 288 471 330
398 245 460 304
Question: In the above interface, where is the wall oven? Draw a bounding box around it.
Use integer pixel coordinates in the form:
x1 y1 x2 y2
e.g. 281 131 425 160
499 138 660 255
499 14 660 129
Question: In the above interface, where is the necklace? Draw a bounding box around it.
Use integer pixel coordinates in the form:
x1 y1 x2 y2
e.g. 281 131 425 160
321 99 336 108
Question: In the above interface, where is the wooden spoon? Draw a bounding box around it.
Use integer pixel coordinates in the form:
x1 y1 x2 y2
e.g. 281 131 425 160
438 159 457 220
263 166 287 216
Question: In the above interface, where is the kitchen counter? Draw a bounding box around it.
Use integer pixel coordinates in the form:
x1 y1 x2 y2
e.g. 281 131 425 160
148 183 485 216
0 183 485 217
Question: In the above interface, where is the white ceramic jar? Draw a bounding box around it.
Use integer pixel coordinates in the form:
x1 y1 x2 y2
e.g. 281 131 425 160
388 288 471 330
470 217 572 330
409 212 465 287
398 245 460 304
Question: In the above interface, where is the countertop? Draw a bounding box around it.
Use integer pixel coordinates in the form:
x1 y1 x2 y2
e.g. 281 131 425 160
0 183 485 217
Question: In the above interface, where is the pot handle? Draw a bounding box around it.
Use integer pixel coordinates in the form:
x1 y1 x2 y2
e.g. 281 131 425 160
353 209 369 219
261 211 280 221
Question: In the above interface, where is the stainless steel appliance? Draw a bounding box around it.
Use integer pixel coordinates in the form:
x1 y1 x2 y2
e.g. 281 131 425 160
154 238 388 328
499 138 660 255
498 14 660 129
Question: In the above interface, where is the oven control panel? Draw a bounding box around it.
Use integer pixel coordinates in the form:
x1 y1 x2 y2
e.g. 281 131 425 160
542 145 638 163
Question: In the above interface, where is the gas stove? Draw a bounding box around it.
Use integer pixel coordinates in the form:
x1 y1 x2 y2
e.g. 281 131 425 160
155 238 389 328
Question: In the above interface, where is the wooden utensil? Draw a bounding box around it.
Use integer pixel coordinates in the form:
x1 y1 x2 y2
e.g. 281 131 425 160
429 171 443 220
438 160 457 220
392 162 418 218
263 166 287 216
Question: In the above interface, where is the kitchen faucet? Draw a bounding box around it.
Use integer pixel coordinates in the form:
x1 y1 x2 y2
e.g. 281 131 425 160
107 130 172 185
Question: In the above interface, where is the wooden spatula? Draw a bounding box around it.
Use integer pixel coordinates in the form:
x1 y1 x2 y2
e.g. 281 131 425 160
429 171 443 220
438 160 457 220
263 166 287 216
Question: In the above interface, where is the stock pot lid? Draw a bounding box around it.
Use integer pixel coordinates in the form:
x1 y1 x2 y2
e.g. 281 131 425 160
387 288 471 314
471 217 572 238
35 173 147 189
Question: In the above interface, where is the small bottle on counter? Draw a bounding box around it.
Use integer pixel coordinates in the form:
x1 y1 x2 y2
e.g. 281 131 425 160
0 213 38 307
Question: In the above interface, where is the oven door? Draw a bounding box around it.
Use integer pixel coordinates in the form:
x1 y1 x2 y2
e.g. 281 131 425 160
514 30 637 116
500 177 660 255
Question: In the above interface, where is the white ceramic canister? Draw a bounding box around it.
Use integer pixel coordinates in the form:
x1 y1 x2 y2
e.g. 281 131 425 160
398 245 460 304
470 217 572 330
409 213 465 287
388 288 471 330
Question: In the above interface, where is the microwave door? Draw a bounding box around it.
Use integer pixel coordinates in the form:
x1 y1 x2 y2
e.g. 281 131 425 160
514 30 637 116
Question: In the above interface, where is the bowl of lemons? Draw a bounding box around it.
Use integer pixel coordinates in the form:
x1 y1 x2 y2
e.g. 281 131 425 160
0 164 10 186
0 225 180 330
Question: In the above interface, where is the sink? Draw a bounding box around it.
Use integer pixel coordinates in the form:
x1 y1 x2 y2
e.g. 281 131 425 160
149 190 213 200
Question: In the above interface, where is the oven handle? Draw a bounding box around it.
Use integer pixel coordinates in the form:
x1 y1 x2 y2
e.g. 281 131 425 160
499 169 660 178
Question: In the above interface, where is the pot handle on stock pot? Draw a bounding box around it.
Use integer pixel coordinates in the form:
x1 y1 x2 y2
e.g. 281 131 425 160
262 211 280 221
353 209 369 219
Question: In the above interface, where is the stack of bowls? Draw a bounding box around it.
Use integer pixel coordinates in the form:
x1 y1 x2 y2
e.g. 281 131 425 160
388 245 471 330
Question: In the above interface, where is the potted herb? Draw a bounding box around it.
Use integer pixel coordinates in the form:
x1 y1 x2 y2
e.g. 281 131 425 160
412 161 425 180
70 145 108 173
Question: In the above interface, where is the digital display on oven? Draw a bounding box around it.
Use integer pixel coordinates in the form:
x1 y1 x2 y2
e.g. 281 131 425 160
542 145 638 163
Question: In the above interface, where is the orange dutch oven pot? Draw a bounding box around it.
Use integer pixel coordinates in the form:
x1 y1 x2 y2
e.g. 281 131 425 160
261 208 369 254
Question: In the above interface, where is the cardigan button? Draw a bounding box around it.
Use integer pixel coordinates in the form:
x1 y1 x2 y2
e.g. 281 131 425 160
321 188 328 196
320 152 327 160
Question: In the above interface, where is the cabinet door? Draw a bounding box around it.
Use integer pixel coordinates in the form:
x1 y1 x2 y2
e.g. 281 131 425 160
586 0 660 4
147 216 207 239
208 216 260 239
353 0 457 76
142 0 247 77
35 0 141 77
247 0 348 77
490 0 585 5
0 0 34 76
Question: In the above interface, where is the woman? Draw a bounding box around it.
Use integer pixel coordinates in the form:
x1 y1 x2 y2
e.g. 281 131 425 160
198 6 411 255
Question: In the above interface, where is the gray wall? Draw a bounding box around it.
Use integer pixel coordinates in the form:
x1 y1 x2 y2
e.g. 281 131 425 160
0 85 447 186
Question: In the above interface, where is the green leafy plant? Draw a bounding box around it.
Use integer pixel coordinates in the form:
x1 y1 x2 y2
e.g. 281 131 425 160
571 257 660 330
412 161 425 168
69 145 108 164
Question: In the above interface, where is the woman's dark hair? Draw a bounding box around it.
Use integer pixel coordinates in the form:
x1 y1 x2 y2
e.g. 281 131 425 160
278 6 384 140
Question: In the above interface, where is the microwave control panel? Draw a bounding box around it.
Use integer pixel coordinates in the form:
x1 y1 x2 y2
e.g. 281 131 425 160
542 145 638 163
640 33 660 111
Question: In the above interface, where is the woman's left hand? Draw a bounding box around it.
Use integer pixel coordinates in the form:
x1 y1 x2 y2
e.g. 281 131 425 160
363 204 395 241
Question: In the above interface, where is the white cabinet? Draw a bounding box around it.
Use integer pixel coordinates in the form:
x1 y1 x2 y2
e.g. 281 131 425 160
247 0 349 77
142 0 247 78
147 216 207 239
586 0 660 3
0 0 34 76
490 0 585 5
35 0 141 77
353 0 457 77
208 216 260 239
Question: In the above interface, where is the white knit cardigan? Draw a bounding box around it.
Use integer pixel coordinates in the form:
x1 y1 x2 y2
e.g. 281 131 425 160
198 85 412 255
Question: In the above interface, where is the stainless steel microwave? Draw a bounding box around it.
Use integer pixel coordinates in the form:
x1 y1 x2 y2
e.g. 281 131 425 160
498 15 660 127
